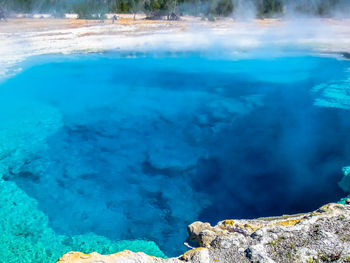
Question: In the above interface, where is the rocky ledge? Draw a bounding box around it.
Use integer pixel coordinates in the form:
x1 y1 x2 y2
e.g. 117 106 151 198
57 203 350 263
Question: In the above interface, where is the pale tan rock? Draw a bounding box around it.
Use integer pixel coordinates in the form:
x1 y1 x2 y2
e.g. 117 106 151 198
56 250 178 263
187 222 217 247
181 248 210 263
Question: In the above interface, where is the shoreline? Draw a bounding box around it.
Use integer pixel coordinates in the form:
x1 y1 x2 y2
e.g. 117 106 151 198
1 16 350 81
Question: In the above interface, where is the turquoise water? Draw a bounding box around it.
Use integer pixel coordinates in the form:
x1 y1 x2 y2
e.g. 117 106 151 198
0 52 350 260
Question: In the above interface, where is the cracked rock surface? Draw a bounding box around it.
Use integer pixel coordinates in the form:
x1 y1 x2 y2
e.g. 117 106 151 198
57 203 350 263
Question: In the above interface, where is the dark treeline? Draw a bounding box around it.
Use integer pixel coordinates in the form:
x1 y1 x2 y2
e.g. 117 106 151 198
0 0 348 19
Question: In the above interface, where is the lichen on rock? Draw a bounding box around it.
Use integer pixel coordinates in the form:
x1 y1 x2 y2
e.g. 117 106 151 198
58 203 350 263
185 203 350 263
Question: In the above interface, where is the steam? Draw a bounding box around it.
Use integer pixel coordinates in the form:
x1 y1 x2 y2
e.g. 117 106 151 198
232 0 257 20
177 0 350 19
283 0 350 18
1 0 350 19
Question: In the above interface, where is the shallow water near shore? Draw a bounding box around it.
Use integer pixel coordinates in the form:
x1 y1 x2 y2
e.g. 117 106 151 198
0 51 350 258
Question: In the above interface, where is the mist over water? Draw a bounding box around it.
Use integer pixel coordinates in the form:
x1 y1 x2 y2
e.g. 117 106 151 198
0 52 350 256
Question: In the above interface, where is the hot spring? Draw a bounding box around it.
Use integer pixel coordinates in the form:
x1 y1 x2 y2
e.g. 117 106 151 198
0 51 350 259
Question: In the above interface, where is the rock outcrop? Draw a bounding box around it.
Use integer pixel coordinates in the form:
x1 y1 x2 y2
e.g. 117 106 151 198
57 203 350 263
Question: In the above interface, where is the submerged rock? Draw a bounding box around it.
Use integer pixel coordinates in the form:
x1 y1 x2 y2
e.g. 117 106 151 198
57 203 350 263
0 180 165 263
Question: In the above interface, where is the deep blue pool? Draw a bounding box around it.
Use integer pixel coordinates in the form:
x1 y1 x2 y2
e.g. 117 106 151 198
1 52 350 257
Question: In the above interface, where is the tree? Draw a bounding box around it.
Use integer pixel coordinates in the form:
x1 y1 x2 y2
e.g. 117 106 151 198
166 0 177 14
128 0 138 19
73 0 108 19
256 0 283 18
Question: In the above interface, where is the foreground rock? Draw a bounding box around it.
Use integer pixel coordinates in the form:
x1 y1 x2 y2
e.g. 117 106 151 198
57 203 350 263
57 250 180 263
